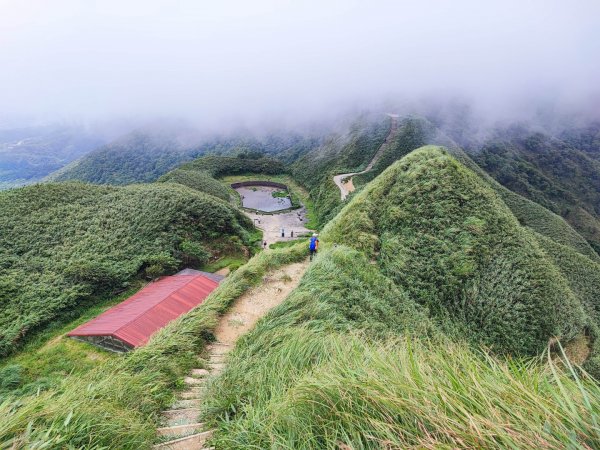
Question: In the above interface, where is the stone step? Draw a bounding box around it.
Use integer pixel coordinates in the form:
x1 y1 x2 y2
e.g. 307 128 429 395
156 422 205 437
180 388 205 400
153 430 214 450
208 354 226 362
161 408 200 426
184 376 206 386
209 363 225 372
172 399 201 409
190 368 210 377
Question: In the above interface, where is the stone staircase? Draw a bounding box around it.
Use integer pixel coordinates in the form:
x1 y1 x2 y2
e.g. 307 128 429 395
153 342 231 450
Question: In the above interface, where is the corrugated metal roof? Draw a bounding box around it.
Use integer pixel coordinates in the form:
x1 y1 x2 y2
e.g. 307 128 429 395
68 274 219 348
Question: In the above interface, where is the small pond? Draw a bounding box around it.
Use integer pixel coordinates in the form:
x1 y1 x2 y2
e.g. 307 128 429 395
235 185 292 212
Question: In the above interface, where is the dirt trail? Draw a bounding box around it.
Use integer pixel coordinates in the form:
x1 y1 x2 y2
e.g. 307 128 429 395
333 113 399 201
154 260 309 449
214 261 307 343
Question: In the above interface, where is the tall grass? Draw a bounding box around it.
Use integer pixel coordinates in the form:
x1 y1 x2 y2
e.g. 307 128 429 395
0 243 307 449
207 331 600 449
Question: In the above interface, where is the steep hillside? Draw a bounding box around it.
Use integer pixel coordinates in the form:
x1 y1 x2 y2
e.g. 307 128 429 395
0 182 253 357
322 146 595 356
292 116 390 225
158 169 231 201
51 128 319 186
201 146 600 448
471 126 600 253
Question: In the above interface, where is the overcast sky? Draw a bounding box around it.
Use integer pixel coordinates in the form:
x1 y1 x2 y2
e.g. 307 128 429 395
1 0 599 127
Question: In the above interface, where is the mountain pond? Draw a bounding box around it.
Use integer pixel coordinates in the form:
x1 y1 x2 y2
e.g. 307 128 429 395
235 185 292 212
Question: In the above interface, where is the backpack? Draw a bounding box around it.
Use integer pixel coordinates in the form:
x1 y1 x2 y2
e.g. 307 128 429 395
309 237 318 251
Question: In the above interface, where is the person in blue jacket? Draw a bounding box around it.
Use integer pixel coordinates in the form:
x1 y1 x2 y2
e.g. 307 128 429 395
309 233 319 261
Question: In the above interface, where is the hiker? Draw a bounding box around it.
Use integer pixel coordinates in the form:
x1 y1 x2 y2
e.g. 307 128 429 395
309 233 319 260
263 241 267 250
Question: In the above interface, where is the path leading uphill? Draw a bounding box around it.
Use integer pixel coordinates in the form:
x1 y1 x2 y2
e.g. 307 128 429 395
333 113 399 200
154 260 309 449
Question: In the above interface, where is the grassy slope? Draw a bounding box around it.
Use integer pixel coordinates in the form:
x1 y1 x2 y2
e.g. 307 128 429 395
472 130 600 253
292 116 390 226
0 244 307 449
322 146 591 355
0 182 253 357
201 146 600 449
158 169 231 201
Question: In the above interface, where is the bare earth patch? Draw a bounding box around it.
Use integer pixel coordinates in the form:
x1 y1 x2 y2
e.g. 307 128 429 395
214 261 308 344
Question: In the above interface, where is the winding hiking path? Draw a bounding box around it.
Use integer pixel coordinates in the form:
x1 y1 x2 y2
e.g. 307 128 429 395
333 113 399 200
154 261 309 449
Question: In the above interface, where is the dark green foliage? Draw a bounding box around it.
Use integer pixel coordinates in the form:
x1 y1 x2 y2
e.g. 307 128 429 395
158 169 230 200
322 146 588 356
51 131 203 185
292 116 390 225
472 127 600 253
0 182 253 356
179 155 285 178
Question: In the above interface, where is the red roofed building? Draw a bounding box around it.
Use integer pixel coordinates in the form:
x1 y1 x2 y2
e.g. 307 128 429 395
68 270 223 352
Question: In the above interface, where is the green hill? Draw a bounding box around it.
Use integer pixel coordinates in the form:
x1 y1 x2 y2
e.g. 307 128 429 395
50 129 319 186
158 169 231 201
0 182 253 357
471 126 600 253
200 146 600 448
322 146 593 356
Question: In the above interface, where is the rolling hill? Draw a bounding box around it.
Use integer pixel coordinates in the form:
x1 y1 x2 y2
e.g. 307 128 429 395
0 181 253 357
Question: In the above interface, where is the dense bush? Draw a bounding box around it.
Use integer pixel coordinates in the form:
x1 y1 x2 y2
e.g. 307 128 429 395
322 146 591 356
178 154 285 178
158 169 231 200
0 182 253 356
472 128 600 253
0 244 308 449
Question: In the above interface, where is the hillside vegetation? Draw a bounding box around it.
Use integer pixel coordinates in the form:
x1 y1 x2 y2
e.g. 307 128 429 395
200 146 600 448
292 116 390 225
51 128 319 186
472 126 600 253
158 169 231 201
0 182 253 357
322 146 596 357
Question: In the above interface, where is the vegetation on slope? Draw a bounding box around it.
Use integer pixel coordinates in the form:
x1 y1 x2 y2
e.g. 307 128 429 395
322 146 595 356
472 126 600 253
158 169 231 201
178 154 285 178
0 244 307 449
292 116 390 225
0 182 253 357
204 246 600 449
50 128 320 186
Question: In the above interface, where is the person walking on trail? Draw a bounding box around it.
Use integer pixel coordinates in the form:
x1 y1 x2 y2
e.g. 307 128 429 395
263 241 268 250
309 233 319 261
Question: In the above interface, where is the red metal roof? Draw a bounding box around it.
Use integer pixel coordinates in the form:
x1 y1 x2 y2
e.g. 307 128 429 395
68 274 219 348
